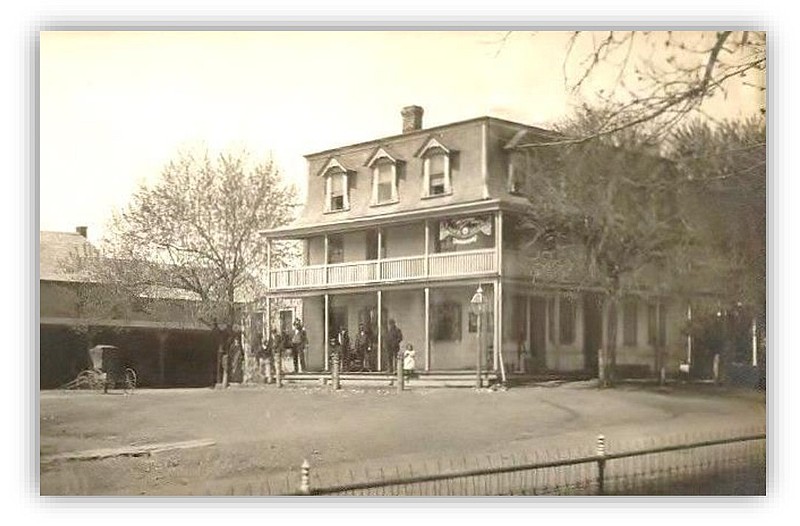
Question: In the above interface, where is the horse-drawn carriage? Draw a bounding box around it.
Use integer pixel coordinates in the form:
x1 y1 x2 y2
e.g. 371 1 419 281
62 345 137 393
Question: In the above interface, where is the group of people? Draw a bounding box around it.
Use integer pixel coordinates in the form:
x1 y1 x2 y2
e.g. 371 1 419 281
333 318 414 374
256 317 416 378
256 318 308 376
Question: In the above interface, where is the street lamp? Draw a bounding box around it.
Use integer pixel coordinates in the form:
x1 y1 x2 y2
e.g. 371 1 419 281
470 285 485 389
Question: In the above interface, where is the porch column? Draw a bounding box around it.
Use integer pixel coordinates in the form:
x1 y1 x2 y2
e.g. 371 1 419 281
324 294 330 371
377 290 383 372
686 303 692 366
424 287 431 371
424 220 430 277
496 210 504 275
494 280 502 371
751 317 758 367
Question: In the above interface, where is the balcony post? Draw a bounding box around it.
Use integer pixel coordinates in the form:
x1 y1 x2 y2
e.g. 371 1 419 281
496 210 504 275
424 287 431 371
324 294 330 372
377 290 383 372
324 234 329 284
377 229 383 280
424 220 430 277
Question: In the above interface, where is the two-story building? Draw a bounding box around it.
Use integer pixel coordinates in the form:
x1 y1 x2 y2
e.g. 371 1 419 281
260 107 692 382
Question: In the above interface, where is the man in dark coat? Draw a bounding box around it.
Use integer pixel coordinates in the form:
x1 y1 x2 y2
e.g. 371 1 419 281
385 318 403 373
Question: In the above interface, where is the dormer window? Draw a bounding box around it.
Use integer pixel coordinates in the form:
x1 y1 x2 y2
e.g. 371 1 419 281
416 138 454 198
319 158 350 213
366 147 400 206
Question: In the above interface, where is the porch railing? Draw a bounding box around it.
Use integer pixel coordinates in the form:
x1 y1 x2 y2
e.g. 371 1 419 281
268 248 497 291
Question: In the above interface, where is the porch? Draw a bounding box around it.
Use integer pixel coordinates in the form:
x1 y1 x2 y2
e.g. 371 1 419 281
268 248 498 292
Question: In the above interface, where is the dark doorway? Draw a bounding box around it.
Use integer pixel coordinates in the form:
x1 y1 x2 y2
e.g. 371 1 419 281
583 293 603 374
529 296 547 372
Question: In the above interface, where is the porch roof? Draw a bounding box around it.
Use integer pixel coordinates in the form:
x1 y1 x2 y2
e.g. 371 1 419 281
260 199 533 240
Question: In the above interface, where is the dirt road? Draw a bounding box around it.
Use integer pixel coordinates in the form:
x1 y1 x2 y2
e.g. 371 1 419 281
39 382 765 495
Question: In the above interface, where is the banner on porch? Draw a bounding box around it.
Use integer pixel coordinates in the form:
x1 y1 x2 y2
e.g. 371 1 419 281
439 216 493 245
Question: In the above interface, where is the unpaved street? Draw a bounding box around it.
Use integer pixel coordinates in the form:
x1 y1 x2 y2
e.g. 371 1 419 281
39 382 766 495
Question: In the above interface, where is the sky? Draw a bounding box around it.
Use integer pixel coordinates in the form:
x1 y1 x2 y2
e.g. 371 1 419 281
39 30 764 243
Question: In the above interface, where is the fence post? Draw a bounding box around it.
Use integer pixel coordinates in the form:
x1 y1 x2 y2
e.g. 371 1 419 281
299 459 311 495
275 350 283 388
596 434 606 495
397 350 405 393
332 350 341 390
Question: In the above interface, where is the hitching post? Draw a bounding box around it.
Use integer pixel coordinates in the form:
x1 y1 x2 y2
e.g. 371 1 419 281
275 349 283 388
299 459 311 495
396 350 404 393
596 434 606 495
332 348 341 390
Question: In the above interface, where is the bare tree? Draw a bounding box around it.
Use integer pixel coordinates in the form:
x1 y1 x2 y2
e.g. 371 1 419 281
513 108 691 385
498 30 766 144
87 148 297 380
563 30 765 140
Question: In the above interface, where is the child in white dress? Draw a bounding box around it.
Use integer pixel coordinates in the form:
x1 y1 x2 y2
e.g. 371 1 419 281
403 343 416 379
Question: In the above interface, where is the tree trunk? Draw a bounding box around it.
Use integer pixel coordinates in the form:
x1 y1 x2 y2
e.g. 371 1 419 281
604 295 619 386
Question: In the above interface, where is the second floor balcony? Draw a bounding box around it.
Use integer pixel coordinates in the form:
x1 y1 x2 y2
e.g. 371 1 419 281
268 247 498 292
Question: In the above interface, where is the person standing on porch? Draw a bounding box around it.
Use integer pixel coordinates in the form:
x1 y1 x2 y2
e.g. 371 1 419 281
355 324 374 371
403 343 416 380
385 318 403 372
291 318 307 373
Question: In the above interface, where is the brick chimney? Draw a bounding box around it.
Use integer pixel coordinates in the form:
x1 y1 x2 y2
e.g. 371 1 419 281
401 105 424 133
76 226 88 238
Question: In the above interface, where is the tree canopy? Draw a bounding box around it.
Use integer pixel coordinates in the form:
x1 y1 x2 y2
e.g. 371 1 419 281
92 148 297 345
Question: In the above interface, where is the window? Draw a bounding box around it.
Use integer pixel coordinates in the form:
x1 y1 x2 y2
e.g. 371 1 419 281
320 158 350 213
432 301 462 342
623 299 638 346
427 151 447 195
559 296 576 345
372 160 398 204
367 148 400 206
647 304 658 345
327 171 347 212
417 138 454 198
648 303 667 347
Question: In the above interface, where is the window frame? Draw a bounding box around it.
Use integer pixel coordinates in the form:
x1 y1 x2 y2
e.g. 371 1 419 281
417 138 454 199
324 168 349 213
623 298 638 347
423 148 451 197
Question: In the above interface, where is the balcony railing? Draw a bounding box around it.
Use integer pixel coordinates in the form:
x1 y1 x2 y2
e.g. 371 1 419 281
268 248 497 291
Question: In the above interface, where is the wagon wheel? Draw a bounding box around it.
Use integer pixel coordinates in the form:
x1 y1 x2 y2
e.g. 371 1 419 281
123 368 137 394
74 370 102 390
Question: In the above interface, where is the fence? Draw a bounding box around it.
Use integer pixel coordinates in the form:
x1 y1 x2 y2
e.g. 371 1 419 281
276 429 766 496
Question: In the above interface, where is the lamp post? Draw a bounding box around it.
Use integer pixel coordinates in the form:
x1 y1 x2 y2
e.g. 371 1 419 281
470 285 485 389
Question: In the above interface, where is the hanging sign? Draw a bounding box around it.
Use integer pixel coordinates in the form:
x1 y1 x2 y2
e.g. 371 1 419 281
439 216 493 245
